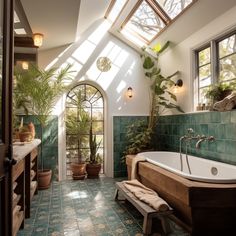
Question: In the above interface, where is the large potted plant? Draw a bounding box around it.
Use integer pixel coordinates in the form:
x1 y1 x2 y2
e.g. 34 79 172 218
65 94 90 180
123 42 183 158
86 123 102 178
14 64 73 189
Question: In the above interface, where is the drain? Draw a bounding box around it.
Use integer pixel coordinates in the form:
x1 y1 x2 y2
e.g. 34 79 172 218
211 167 218 176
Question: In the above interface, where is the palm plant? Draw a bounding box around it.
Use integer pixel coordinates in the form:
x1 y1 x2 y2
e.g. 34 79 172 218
14 63 74 171
66 108 90 164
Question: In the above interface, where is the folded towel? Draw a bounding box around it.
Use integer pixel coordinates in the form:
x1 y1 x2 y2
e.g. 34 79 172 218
130 155 146 180
123 179 170 212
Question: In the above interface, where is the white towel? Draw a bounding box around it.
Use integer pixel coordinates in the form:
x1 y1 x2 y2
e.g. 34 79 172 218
130 155 146 180
123 179 170 212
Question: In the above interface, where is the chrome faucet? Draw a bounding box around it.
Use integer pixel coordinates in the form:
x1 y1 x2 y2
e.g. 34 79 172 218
195 135 207 149
196 135 215 149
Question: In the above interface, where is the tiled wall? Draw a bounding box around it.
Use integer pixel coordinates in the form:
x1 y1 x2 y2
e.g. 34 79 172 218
113 110 236 177
113 116 148 178
156 110 236 165
18 115 58 179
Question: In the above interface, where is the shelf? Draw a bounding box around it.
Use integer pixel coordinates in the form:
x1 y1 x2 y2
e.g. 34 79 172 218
13 194 21 209
30 181 37 200
13 181 18 190
30 170 36 181
13 210 24 236
31 161 36 168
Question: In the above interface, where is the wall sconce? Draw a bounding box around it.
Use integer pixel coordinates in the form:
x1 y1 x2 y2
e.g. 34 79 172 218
127 87 133 98
22 61 29 70
173 79 183 94
96 57 112 72
33 33 44 47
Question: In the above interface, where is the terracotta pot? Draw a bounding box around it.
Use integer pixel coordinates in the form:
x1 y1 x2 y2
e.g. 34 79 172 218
86 163 101 179
38 169 52 190
28 122 35 139
19 131 32 142
70 163 86 180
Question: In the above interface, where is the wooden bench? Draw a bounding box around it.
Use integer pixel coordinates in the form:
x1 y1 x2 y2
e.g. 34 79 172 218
114 182 173 236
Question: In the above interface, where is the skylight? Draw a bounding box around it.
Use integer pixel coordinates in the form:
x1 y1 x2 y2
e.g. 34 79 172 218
14 28 27 35
105 0 196 46
123 1 165 42
14 11 20 23
105 0 128 22
154 0 193 19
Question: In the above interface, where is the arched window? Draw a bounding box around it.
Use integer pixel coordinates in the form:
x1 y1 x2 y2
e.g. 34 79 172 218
65 84 104 178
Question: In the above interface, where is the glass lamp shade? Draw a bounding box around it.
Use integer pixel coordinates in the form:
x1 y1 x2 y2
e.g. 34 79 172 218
96 57 112 72
22 61 29 70
33 33 44 47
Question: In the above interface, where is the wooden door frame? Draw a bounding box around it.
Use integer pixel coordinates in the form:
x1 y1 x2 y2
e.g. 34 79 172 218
0 0 14 235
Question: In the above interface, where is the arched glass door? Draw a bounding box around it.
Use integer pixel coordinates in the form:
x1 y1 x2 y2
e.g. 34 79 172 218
66 84 104 178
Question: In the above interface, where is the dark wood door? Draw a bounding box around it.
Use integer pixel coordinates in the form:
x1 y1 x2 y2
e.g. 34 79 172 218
0 0 14 235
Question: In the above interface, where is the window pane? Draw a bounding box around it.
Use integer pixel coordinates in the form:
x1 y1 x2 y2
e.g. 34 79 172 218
199 64 211 87
219 54 236 82
219 35 236 58
199 87 210 104
125 1 165 41
155 0 193 19
198 47 211 66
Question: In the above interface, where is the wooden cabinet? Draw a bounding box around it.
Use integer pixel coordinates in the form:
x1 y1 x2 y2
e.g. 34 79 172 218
12 159 25 236
12 139 41 236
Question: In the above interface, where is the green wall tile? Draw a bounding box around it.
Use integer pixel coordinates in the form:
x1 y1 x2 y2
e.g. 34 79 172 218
231 110 236 123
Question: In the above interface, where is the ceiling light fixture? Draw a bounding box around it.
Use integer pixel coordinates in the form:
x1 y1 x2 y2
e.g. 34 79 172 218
33 33 44 47
22 61 29 70
96 57 112 72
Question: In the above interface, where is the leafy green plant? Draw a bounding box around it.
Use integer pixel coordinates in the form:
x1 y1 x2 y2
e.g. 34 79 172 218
88 123 102 164
14 63 74 169
205 82 236 102
123 42 183 157
66 107 90 163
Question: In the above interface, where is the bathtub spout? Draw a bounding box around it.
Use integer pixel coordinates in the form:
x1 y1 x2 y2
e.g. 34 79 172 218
196 135 207 149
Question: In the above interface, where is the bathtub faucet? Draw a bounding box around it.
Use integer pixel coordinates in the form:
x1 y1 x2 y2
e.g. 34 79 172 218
196 135 215 149
180 128 198 142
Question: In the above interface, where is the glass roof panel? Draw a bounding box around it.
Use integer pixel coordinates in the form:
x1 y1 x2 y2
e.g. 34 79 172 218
107 0 127 22
124 0 165 41
154 0 193 19
14 11 20 23
14 28 27 35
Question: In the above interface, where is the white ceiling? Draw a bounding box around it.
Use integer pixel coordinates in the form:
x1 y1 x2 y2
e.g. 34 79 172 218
20 0 110 51
19 0 236 53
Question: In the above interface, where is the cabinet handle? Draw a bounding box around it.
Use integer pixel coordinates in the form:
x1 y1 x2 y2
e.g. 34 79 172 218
4 157 17 168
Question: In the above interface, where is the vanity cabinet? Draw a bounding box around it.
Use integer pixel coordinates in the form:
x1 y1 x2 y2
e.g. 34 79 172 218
12 139 41 236
12 158 25 236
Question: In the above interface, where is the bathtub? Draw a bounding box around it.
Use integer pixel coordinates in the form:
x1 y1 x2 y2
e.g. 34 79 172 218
137 151 236 183
126 153 236 235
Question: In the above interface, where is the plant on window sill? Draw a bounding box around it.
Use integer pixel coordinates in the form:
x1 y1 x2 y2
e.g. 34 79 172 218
205 82 236 103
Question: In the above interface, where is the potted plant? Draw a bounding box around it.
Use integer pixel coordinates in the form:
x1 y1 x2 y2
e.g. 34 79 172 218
14 63 73 189
123 41 184 158
66 98 90 180
205 82 236 104
86 123 102 178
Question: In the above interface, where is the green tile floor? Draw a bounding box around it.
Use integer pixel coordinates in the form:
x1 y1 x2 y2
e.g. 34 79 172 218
17 177 189 236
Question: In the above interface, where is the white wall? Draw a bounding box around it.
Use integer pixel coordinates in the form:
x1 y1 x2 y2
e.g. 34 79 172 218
159 5 236 113
38 19 150 179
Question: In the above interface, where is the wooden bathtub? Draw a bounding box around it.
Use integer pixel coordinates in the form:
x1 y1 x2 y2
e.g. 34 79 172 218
126 155 236 235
